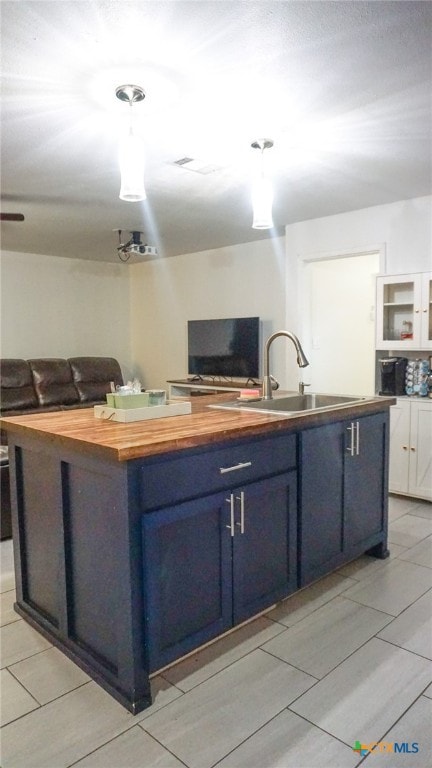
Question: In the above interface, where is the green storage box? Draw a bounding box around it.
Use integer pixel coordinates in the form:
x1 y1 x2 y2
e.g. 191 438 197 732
108 393 150 409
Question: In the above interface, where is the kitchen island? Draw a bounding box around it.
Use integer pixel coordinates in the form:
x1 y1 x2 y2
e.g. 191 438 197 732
1 392 395 713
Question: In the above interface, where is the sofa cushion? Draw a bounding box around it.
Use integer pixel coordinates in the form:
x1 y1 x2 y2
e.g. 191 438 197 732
28 359 80 407
0 359 39 411
68 357 123 403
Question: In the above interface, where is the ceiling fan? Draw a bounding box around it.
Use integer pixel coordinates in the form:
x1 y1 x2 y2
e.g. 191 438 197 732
0 213 25 221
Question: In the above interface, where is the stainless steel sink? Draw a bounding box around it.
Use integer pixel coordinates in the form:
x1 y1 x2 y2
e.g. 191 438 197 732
209 393 367 415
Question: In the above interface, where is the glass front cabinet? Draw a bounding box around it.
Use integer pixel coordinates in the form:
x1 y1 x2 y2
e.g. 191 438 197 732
376 272 432 350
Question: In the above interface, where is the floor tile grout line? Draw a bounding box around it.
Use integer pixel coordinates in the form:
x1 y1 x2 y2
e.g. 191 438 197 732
161 589 429 694
159 644 294 698
64 716 161 768
274 593 397 632
1 642 55 672
376 586 432 623
389 498 431 513
0 616 22 628
263 578 360 629
135 725 195 768
375 635 432 663
2 665 42 709
388 537 432 549
285 688 431 759
353 689 432 766
265 592 352 630
281 705 373 758
140 698 315 768
0 680 95 730
273 626 430 710
336 594 396 618
259 645 323 680
206 706 321 768
335 565 387 583
65 722 190 768
159 605 345 697
258 602 403 682
339 587 427 618
2 690 144 768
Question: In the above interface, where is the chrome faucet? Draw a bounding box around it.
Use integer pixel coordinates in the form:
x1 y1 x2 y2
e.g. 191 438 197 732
262 330 309 400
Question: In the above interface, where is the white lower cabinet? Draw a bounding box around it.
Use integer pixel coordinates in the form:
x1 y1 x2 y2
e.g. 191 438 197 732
389 398 432 501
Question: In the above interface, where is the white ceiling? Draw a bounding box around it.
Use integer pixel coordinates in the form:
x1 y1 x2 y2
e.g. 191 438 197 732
1 1 431 263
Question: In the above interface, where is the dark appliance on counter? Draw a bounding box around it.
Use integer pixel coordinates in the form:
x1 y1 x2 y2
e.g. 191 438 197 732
379 357 408 396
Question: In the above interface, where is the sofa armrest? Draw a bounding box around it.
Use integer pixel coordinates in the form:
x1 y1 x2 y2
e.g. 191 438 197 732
0 359 39 411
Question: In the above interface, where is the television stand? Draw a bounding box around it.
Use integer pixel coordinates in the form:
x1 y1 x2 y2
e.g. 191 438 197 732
167 379 262 398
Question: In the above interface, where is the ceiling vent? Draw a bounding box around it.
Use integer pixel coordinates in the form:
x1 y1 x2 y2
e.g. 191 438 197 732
173 157 219 175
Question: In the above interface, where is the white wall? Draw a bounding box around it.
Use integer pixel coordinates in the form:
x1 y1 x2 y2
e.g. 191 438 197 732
286 196 431 274
1 197 429 393
284 196 432 388
129 237 287 390
0 251 133 378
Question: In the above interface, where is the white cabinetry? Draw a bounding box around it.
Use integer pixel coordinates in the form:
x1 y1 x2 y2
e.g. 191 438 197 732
376 272 432 350
389 398 432 500
167 379 256 398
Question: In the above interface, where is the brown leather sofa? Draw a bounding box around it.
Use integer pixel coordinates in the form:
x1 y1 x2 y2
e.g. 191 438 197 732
0 357 123 539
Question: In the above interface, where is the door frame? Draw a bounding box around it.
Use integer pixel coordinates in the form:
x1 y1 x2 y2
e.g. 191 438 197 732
297 244 386 393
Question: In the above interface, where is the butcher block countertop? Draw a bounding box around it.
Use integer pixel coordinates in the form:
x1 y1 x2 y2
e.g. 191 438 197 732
0 392 396 462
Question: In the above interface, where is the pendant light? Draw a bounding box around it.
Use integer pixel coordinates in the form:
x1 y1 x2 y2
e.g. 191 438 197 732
116 85 146 202
251 138 274 229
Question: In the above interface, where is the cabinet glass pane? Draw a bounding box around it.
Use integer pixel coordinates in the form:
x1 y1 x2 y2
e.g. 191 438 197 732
383 306 415 341
383 282 414 304
382 281 414 341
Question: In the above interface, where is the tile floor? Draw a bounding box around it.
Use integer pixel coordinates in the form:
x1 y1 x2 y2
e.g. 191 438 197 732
1 494 431 768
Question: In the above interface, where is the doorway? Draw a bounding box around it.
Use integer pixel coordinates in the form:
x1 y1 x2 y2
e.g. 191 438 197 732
301 252 381 396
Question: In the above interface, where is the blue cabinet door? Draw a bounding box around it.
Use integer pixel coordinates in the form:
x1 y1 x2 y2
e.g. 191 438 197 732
300 422 344 585
142 471 298 672
232 472 297 624
300 413 389 586
344 412 388 553
142 492 232 672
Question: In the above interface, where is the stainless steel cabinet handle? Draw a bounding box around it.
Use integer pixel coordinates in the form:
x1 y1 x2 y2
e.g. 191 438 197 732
225 494 235 536
235 491 245 533
220 461 252 474
346 424 355 455
347 422 360 456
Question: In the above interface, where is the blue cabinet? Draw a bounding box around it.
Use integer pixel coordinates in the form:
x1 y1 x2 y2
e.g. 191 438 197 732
299 412 389 586
344 413 388 549
142 471 297 672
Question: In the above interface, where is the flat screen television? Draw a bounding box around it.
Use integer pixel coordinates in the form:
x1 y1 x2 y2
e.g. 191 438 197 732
188 317 260 379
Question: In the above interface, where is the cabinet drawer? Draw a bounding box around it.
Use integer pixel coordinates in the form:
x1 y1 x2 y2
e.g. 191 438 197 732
137 432 297 510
